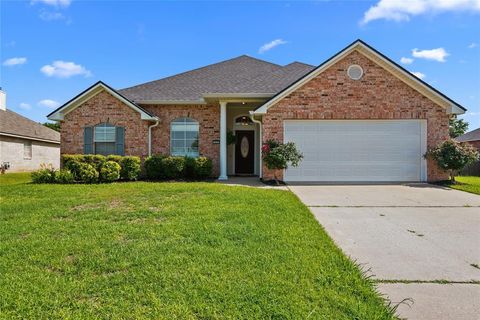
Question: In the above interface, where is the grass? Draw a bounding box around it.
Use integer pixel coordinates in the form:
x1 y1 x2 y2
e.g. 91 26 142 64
0 173 394 319
448 176 480 195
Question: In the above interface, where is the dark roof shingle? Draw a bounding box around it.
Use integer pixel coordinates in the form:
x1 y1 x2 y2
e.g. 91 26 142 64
0 109 60 143
456 128 480 142
118 55 315 101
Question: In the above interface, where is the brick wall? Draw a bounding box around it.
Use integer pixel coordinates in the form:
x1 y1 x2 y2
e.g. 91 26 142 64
60 91 221 175
61 91 150 157
262 50 450 182
141 104 220 176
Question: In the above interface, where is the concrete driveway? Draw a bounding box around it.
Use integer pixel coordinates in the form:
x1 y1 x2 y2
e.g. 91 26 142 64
289 184 480 320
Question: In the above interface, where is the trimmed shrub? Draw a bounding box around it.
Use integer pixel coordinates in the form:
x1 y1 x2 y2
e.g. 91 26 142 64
77 163 99 183
119 156 141 180
106 155 123 163
54 169 75 184
162 156 185 179
83 154 106 171
31 164 56 183
184 157 196 179
99 161 121 182
194 157 213 179
144 155 166 180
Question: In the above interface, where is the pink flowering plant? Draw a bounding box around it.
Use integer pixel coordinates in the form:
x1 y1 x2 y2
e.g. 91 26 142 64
262 139 303 183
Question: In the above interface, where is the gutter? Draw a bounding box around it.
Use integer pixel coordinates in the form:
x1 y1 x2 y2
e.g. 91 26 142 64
148 118 160 156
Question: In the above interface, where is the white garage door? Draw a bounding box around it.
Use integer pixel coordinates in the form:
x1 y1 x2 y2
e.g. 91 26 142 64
284 120 426 182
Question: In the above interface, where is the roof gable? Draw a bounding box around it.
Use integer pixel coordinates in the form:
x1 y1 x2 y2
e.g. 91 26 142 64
47 81 157 121
253 40 466 115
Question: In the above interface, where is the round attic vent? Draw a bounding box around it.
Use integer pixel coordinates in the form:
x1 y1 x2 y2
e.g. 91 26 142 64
347 64 363 80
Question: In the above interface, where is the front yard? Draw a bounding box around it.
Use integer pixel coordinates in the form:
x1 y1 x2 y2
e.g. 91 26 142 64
449 176 480 195
0 173 394 319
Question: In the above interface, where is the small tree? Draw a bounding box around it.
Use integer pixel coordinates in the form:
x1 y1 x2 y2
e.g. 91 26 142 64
426 139 479 182
449 117 468 138
262 140 303 184
43 121 61 132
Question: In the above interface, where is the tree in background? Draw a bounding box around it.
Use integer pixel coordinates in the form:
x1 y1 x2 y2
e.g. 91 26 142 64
43 122 60 132
449 117 468 138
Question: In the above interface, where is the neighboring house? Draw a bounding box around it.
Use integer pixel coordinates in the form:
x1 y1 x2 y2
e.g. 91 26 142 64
47 40 466 182
456 128 480 150
456 128 480 176
0 90 60 172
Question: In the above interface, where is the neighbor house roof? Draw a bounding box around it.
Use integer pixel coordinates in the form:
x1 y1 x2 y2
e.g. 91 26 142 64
118 56 315 103
1 109 60 143
456 128 480 142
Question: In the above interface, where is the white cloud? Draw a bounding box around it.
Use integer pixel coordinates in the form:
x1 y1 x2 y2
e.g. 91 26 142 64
3 57 27 66
31 0 71 7
400 57 414 64
38 99 60 109
39 10 65 21
412 48 449 62
468 42 478 48
258 39 287 54
19 103 32 110
361 0 480 24
411 71 426 79
40 60 92 78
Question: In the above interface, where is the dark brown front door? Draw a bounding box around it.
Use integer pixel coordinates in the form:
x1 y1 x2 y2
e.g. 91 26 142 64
235 130 254 175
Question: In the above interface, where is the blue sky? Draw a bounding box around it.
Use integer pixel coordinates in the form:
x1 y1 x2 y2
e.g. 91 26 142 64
1 0 480 129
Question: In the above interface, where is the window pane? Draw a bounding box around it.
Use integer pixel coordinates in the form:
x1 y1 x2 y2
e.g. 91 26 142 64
94 124 116 142
95 142 115 156
171 118 199 157
24 142 32 159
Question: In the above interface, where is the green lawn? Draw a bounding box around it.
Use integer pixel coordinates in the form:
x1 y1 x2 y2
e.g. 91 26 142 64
0 173 394 319
449 176 480 195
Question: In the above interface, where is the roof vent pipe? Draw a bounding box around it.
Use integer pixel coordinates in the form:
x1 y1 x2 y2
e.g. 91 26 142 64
0 88 6 111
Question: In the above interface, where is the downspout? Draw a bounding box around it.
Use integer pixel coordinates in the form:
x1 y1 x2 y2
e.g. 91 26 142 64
148 118 160 157
249 111 263 179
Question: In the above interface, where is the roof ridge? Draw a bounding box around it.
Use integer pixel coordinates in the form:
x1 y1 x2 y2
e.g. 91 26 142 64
284 61 315 68
119 55 281 92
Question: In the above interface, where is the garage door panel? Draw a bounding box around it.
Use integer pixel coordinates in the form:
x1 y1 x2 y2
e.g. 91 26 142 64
284 120 425 182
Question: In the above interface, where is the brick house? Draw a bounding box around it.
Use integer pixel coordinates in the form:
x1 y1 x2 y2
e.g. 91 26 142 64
47 40 466 182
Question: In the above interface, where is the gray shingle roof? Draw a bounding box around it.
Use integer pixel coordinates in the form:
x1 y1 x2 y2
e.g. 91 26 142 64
118 55 315 102
0 109 60 143
456 128 480 142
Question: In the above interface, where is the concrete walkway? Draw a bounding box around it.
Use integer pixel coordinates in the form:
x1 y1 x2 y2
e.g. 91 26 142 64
289 184 480 320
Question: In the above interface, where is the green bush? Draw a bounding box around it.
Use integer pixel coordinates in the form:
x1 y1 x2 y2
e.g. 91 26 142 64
31 164 56 183
185 157 212 179
99 161 121 182
184 157 196 179
106 155 123 163
426 139 479 181
54 169 75 184
77 163 99 183
162 156 186 179
194 157 212 179
83 154 106 171
119 156 141 180
144 154 166 179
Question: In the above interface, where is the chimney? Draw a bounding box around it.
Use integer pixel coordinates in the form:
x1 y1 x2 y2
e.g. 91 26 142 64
0 88 6 111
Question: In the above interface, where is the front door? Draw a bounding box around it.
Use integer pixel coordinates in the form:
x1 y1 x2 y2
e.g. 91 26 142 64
235 130 255 175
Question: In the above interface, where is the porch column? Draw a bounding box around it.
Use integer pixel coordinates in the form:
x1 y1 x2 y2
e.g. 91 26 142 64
218 101 228 180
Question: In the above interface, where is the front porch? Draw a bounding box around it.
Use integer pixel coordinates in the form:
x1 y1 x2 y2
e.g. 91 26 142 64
217 100 264 180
